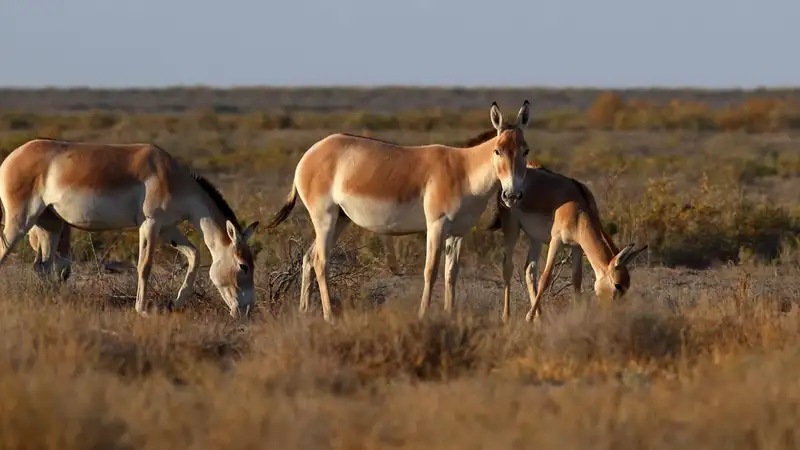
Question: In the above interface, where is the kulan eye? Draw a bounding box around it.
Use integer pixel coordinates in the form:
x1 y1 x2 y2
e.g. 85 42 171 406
494 149 501 156
523 148 530 156
239 263 249 273
614 283 623 291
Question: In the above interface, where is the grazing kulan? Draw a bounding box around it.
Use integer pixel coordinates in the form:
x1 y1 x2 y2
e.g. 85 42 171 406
267 101 532 322
481 163 647 323
0 139 259 317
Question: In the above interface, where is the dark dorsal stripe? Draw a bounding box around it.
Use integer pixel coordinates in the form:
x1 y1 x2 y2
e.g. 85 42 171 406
190 172 241 233
340 126 512 150
338 132 399 145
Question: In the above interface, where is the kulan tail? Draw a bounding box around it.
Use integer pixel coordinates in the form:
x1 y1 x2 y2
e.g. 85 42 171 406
267 182 298 229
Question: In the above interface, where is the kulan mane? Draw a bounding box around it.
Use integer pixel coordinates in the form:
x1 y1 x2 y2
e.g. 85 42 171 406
458 124 516 148
190 172 241 232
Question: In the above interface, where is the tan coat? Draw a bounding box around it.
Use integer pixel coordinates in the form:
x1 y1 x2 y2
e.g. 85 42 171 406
0 139 258 317
267 101 533 322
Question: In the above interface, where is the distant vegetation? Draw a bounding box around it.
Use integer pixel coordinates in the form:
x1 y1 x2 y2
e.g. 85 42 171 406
3 88 800 133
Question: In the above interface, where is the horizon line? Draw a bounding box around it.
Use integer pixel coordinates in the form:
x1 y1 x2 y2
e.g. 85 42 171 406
1 83 799 91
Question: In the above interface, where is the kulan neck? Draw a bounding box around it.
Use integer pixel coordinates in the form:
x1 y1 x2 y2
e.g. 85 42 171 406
577 216 616 280
460 137 500 197
190 201 233 257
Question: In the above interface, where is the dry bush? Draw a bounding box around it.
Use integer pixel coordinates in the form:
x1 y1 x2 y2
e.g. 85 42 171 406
586 91 625 129
601 174 800 268
7 94 800 135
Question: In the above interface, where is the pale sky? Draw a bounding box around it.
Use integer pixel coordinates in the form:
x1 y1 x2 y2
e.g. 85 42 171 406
1 0 797 88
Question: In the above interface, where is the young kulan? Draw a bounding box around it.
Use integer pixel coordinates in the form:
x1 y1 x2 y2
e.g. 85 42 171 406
482 164 647 322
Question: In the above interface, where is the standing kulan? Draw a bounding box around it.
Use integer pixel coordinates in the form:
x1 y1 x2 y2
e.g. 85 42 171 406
267 101 532 322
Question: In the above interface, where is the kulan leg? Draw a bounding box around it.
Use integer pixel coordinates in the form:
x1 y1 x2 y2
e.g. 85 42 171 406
53 222 72 281
501 218 521 323
383 235 402 275
0 201 45 268
418 221 444 319
30 226 60 281
28 226 44 273
299 216 349 315
30 210 72 282
299 242 316 314
523 238 543 320
134 218 161 316
443 235 463 314
308 207 349 322
159 226 199 310
570 246 583 304
526 237 563 323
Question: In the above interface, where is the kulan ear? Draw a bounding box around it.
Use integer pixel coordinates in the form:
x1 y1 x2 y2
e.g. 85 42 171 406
490 101 503 130
614 243 648 267
611 243 635 268
515 100 531 128
241 221 259 242
622 244 648 266
226 220 240 243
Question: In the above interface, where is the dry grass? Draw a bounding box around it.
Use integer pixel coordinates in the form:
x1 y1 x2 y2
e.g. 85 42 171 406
1 261 800 449
3 91 800 448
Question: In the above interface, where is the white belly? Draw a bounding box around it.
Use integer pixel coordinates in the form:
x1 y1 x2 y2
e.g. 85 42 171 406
44 189 145 231
337 195 427 235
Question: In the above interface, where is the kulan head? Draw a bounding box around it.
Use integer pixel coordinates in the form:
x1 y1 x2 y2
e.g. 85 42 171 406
594 243 648 301
209 220 259 318
489 100 531 208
